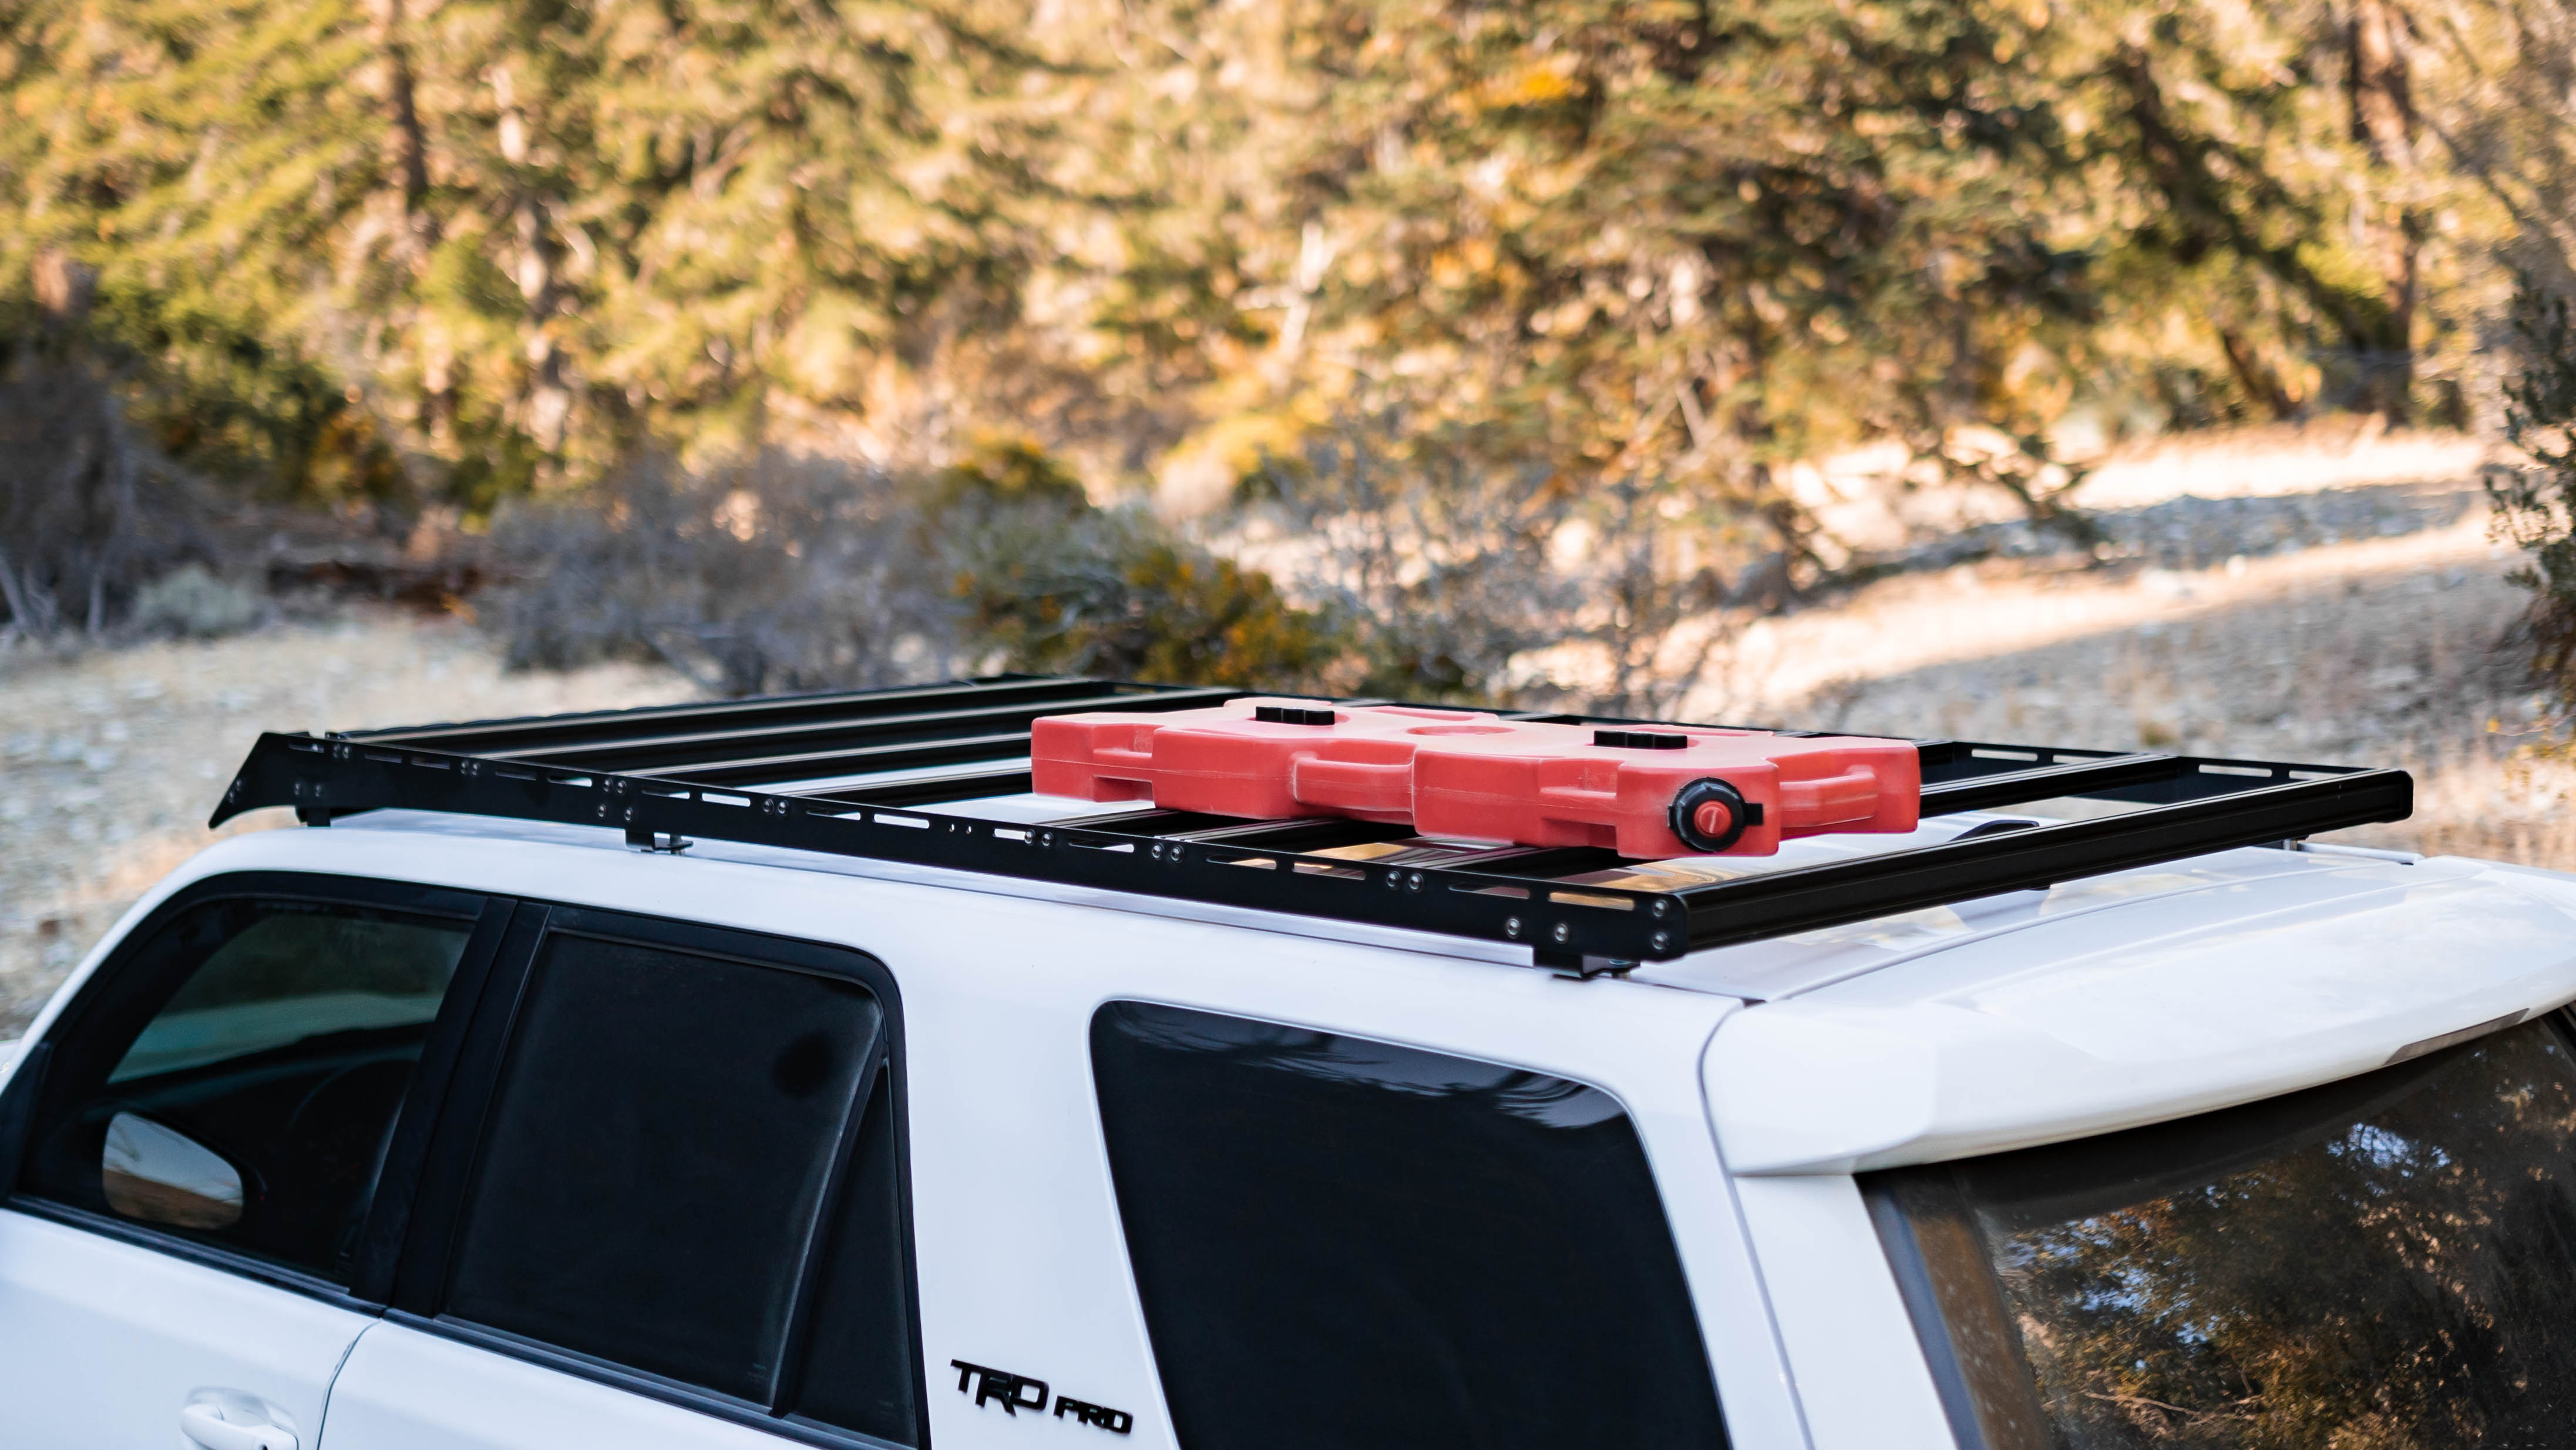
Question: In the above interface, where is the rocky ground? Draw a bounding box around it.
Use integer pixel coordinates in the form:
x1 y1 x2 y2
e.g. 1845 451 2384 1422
0 617 687 1032
0 437 2560 1031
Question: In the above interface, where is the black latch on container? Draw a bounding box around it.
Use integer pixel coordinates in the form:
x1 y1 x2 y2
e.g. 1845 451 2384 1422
1255 704 1339 726
1593 729 1689 750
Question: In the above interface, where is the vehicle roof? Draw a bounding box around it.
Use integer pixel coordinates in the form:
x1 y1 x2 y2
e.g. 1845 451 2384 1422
83 808 2576 1174
253 805 2467 992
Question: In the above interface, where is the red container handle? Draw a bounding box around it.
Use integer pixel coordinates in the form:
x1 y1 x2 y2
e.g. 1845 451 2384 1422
1781 768 1881 824
1289 757 1413 815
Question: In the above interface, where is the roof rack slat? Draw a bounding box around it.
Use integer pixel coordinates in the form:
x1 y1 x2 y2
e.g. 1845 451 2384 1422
1918 751 2181 815
492 685 1239 773
632 730 1043 787
819 767 1037 807
341 674 1171 754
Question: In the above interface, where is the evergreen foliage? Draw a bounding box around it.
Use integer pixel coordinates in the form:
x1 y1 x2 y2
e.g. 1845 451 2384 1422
7 0 2564 687
0 0 2523 519
2491 273 2576 703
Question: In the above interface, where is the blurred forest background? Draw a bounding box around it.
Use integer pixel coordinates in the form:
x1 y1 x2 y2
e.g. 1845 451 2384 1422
11 0 2576 690
16 0 2576 1019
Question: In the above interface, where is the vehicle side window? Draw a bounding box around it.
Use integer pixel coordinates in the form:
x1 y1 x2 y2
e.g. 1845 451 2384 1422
19 894 479 1281
1089 1002 1729 1450
440 927 918 1441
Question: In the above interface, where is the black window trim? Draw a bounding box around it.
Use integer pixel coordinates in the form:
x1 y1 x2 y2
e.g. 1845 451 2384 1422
0 869 516 1312
392 902 930 1450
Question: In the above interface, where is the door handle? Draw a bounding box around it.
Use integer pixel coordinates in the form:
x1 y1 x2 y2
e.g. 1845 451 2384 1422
180 1400 297 1450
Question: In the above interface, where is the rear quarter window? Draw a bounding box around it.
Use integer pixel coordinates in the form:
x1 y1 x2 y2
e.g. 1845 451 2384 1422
1868 1015 2576 1450
1089 1001 1727 1450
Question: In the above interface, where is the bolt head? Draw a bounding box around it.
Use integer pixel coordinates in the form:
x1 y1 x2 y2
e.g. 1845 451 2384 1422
1551 922 1572 944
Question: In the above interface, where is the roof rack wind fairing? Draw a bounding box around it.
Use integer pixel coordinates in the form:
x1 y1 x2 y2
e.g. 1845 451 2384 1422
213 674 2413 976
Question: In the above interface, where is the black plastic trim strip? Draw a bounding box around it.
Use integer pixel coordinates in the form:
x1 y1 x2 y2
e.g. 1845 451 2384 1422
4 1197 384 1317
1859 1182 1995 1450
347 892 520 1304
391 904 551 1314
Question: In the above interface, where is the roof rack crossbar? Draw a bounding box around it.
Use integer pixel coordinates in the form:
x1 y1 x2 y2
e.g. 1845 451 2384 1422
821 768 1038 808
211 677 2416 967
1916 751 2180 815
341 675 1203 754
482 685 1240 772
625 731 1044 787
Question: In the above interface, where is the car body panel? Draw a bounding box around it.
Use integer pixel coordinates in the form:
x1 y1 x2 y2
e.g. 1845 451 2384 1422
23 818 1805 1448
15 808 2576 1450
0 1207 368 1449
324 1320 810 1450
1707 855 2576 1173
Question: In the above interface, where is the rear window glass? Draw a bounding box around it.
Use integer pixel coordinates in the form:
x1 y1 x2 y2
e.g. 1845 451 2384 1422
443 933 883 1406
1089 1001 1727 1450
1868 1015 2576 1450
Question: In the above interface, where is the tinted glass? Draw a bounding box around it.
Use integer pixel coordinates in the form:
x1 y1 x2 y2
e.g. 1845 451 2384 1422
23 897 473 1280
1090 1002 1727 1450
444 933 881 1404
1871 1017 2576 1450
788 1070 920 1444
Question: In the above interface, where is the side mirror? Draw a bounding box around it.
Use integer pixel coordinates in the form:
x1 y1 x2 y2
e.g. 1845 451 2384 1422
102 1112 243 1230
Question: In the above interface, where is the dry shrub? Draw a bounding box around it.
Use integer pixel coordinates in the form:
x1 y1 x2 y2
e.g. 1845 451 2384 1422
485 451 963 696
0 291 207 642
2492 276 2576 704
1247 414 1736 714
485 444 1342 695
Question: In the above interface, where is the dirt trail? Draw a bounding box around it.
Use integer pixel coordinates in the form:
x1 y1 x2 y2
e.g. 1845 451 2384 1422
0 613 688 1032
1731 515 2525 745
1723 515 2563 864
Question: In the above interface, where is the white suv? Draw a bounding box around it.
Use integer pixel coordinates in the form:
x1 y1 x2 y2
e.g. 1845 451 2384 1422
3 676 2572 1450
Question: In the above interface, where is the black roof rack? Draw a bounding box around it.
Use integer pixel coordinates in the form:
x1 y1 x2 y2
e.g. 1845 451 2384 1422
212 674 2413 975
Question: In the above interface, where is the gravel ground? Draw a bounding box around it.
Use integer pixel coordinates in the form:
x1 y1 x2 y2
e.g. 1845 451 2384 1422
0 613 688 1033
1750 512 2569 865
0 475 2561 1031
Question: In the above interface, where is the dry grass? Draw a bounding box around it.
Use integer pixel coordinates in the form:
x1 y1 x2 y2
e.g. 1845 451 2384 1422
0 609 691 1032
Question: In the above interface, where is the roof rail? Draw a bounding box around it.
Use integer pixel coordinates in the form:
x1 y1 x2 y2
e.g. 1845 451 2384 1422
213 674 2413 975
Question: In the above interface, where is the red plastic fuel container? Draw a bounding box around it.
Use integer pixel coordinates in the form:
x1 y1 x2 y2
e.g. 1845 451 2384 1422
1031 699 1920 858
